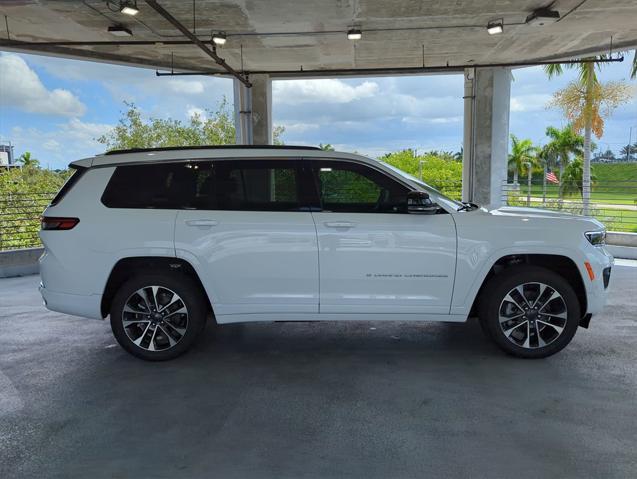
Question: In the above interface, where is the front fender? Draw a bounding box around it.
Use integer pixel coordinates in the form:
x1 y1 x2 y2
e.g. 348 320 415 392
450 243 588 316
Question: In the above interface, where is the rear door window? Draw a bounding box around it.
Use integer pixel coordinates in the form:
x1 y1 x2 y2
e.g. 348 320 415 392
195 160 301 211
101 160 303 211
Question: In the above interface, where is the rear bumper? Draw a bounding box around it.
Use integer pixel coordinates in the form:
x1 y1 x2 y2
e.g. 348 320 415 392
39 283 103 320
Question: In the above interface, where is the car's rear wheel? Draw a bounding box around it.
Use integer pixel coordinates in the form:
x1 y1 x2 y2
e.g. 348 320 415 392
479 265 581 358
110 274 207 361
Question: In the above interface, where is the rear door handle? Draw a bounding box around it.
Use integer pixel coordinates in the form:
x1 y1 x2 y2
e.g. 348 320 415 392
185 219 218 227
324 221 355 228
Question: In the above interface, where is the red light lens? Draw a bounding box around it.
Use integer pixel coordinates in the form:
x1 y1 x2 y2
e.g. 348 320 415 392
40 217 80 231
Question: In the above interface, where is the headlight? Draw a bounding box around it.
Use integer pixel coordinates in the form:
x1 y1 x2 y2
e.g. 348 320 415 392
585 230 606 246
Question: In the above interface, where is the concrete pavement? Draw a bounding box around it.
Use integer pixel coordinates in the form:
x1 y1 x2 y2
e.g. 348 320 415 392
1 262 636 478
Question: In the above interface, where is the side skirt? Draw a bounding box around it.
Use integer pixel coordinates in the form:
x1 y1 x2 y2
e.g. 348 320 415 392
215 312 468 324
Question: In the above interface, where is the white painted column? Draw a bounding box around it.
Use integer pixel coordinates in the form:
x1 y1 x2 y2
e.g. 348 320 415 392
462 67 511 208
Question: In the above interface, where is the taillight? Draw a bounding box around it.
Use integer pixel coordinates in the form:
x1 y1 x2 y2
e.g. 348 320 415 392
40 217 80 231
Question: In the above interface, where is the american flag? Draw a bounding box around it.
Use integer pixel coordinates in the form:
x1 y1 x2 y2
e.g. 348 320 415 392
546 170 560 184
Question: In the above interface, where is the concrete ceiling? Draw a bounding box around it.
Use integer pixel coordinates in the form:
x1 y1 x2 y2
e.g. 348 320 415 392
1 0 636 77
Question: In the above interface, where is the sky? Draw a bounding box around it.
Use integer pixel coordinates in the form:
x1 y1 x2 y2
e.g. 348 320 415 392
0 51 635 170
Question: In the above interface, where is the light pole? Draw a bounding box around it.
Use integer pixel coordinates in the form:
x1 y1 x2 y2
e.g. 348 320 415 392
627 126 636 162
524 161 532 207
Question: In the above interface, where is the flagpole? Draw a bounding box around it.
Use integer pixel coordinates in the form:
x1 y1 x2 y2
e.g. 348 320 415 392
543 161 547 205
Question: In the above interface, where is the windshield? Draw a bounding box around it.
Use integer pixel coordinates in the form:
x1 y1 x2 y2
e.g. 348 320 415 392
380 161 464 209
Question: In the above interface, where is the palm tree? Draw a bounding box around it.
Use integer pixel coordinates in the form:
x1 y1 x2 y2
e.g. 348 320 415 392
561 157 597 200
544 125 584 182
17 151 40 168
619 142 637 161
508 135 537 186
544 59 633 215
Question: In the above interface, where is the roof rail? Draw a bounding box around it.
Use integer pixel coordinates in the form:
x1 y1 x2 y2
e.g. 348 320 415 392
102 145 322 155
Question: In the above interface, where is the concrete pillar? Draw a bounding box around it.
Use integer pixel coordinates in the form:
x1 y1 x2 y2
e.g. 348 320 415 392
462 67 511 208
233 74 272 145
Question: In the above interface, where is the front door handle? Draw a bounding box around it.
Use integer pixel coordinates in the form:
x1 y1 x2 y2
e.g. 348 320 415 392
185 219 218 227
324 221 355 228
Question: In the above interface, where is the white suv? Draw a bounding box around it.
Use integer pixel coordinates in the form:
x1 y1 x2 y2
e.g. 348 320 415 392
39 146 613 360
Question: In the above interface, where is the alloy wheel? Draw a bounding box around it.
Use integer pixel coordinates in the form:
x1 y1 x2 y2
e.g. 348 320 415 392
498 282 568 349
122 286 189 352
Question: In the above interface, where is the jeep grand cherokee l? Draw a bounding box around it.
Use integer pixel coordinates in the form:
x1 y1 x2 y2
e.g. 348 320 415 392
39 146 613 360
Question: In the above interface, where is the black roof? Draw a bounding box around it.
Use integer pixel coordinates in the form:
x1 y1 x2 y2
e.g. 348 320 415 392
103 145 322 156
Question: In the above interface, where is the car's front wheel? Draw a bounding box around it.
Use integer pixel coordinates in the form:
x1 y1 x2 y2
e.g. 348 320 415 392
479 265 581 358
110 274 207 361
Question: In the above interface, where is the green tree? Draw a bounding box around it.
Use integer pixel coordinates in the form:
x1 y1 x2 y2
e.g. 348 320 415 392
16 151 40 168
318 143 335 151
0 167 70 250
98 97 285 150
545 60 634 214
561 157 597 199
508 135 537 185
272 125 285 145
380 149 462 199
544 125 584 185
619 142 637 161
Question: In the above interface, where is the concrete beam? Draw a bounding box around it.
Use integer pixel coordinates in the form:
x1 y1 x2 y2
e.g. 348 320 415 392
462 67 511 208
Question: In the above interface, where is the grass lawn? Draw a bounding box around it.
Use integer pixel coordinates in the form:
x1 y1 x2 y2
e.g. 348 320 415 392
508 163 637 231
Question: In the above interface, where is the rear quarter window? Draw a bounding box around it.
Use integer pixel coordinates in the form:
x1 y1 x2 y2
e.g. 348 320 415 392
50 166 87 206
101 163 191 209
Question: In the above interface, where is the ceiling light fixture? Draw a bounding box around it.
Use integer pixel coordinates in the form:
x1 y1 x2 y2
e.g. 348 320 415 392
212 32 227 45
486 19 504 35
120 1 139 16
525 8 560 26
108 25 133 37
347 28 362 40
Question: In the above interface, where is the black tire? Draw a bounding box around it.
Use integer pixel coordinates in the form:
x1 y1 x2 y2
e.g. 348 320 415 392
110 273 207 361
478 265 581 359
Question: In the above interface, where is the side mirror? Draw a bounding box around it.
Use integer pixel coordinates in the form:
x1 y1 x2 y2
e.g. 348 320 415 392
407 190 438 214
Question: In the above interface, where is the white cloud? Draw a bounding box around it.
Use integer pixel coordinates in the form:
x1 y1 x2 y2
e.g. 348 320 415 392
401 116 462 125
167 79 205 95
9 118 113 167
43 139 61 151
21 53 234 121
186 105 206 119
510 94 553 112
279 122 320 134
0 53 86 117
274 79 379 105
62 118 113 144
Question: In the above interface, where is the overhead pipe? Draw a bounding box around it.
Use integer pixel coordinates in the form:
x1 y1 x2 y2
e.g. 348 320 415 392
153 55 624 78
143 0 251 87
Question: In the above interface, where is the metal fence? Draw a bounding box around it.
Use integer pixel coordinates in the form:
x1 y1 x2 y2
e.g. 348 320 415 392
501 180 637 233
0 180 635 251
0 192 55 250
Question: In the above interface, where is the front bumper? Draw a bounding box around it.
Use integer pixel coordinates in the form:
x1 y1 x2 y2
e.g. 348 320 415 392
583 246 614 315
